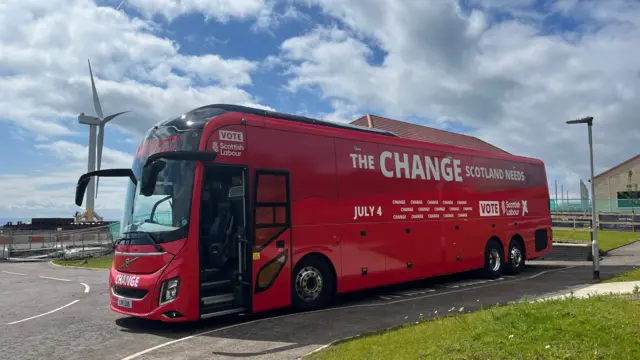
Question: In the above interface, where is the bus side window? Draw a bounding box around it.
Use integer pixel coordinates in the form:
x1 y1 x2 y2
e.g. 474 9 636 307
254 173 289 249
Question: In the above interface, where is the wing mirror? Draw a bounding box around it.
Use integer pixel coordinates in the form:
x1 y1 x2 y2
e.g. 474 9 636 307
140 159 167 196
139 150 218 197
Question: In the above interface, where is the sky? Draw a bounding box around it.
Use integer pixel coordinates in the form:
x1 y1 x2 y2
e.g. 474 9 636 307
1 0 640 221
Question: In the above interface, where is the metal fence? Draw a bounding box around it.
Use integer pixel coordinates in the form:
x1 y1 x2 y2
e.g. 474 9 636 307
0 225 115 261
551 198 640 213
0 210 174 261
552 212 640 232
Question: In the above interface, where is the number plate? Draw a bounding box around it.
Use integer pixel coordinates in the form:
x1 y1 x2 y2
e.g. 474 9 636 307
117 298 132 308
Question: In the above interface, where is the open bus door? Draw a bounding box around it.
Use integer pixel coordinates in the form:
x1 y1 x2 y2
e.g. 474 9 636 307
251 170 292 313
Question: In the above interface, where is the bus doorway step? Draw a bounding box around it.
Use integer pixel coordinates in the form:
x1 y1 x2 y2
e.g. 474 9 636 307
200 307 245 319
200 293 245 317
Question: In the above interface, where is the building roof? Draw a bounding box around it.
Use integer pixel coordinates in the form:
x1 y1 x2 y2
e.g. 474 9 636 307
350 114 510 154
594 153 640 179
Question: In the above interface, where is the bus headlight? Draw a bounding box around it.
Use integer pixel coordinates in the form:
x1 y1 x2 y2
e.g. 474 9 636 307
159 277 180 306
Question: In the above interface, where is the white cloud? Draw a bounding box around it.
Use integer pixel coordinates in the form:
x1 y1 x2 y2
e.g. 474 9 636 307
279 26 379 103
319 100 361 123
277 0 640 193
6 0 640 220
0 141 133 219
251 1 311 33
35 140 134 168
169 54 257 86
125 0 267 23
0 0 274 218
0 0 268 138
123 0 305 32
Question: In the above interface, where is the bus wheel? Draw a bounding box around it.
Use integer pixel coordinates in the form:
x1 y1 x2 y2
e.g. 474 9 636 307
292 256 334 311
483 240 503 279
505 240 525 275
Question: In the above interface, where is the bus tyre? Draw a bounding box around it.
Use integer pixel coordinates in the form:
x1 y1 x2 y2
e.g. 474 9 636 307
292 256 334 311
483 240 503 279
505 240 525 275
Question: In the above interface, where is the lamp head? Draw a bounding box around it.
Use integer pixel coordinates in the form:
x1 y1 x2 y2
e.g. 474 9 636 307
566 116 594 126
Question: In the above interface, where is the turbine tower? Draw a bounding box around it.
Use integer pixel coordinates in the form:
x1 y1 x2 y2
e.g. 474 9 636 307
76 59 130 223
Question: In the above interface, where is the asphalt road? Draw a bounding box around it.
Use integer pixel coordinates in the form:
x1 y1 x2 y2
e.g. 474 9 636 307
0 261 636 360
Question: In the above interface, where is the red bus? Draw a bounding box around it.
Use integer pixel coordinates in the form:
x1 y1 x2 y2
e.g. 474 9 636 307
74 104 553 322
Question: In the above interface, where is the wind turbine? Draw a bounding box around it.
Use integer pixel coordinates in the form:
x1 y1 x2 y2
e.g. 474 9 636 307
76 59 130 223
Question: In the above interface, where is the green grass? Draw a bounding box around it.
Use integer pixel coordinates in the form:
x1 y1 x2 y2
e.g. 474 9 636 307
602 267 640 283
553 228 639 252
307 296 640 360
52 255 113 269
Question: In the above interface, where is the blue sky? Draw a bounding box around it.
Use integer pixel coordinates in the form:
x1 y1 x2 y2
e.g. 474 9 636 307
2 0 640 220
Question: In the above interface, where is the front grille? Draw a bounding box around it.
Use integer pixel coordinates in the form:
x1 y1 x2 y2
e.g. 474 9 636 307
112 285 148 299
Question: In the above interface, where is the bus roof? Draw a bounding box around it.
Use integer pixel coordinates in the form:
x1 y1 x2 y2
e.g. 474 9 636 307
182 104 398 137
157 104 542 165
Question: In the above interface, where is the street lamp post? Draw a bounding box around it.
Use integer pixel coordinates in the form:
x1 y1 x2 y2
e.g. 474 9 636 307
566 116 599 279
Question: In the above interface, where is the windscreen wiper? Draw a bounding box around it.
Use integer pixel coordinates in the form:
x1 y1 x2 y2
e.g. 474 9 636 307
122 231 170 254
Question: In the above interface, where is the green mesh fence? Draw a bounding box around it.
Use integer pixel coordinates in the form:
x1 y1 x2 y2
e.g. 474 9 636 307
551 199 640 213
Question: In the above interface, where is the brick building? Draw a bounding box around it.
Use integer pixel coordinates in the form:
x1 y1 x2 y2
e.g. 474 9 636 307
593 154 640 212
350 114 508 154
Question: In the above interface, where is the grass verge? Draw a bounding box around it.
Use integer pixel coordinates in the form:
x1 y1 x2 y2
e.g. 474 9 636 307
602 267 640 283
306 296 640 360
52 255 113 269
553 228 639 252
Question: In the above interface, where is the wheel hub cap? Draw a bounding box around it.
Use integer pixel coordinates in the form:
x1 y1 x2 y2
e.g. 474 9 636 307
510 247 522 267
295 266 323 301
489 249 501 271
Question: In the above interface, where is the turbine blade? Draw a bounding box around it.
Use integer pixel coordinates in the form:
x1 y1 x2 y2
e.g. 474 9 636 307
95 123 105 198
88 59 104 118
116 0 127 11
102 110 132 124
95 110 131 198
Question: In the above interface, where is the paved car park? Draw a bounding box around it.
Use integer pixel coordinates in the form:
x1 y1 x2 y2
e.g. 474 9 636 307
0 261 636 360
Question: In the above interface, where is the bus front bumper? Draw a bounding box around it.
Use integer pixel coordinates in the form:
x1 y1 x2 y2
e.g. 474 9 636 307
109 269 192 322
109 302 187 322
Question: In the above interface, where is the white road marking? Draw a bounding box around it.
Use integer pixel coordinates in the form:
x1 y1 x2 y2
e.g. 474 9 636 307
39 276 71 282
2 270 26 276
447 277 504 289
6 300 80 325
120 266 575 360
400 289 436 296
380 288 437 299
81 283 90 294
4 269 90 293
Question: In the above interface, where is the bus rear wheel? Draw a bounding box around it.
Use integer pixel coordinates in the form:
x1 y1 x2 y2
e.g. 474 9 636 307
505 240 525 275
483 240 503 279
292 256 334 311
